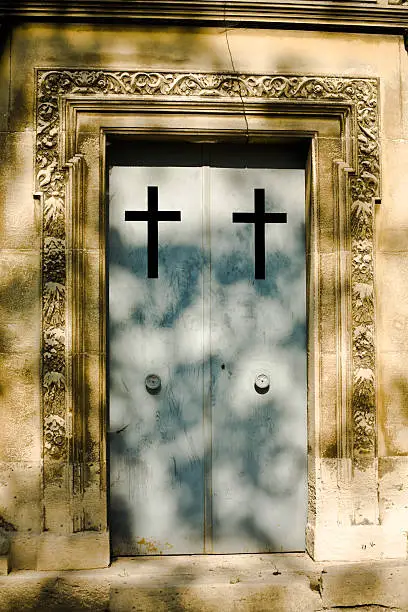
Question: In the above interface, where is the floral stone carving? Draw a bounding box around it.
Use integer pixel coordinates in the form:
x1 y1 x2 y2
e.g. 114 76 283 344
36 71 380 460
44 414 66 458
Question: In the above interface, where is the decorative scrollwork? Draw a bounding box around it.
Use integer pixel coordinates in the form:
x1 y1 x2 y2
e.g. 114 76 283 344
44 414 66 458
36 70 380 460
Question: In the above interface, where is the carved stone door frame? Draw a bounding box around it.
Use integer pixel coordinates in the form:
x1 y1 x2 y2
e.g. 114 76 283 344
35 71 380 569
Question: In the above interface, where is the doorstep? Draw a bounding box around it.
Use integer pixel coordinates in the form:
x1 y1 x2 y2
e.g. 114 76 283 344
1 553 408 611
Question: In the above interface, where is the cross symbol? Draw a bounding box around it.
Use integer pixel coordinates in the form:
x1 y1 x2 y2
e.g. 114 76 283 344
232 188 287 280
125 186 181 278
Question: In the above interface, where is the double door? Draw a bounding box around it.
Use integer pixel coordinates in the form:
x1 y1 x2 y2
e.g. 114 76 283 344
108 142 307 555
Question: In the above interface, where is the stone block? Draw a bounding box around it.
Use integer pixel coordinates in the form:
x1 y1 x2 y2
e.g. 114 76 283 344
318 354 338 458
378 456 408 527
314 524 407 562
0 571 54 611
378 350 408 455
227 29 394 76
42 461 73 535
378 138 408 246
77 133 103 251
109 578 321 612
9 533 39 570
315 459 341 528
82 250 103 355
36 532 110 571
0 462 42 534
46 574 110 611
0 251 41 354
377 252 408 355
83 353 104 460
0 131 39 251
321 561 408 609
0 556 9 576
316 138 342 256
0 354 41 462
319 253 337 355
350 462 379 526
82 186 102 252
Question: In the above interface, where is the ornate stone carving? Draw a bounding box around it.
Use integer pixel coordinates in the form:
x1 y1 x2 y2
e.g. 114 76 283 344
44 414 66 458
36 70 380 460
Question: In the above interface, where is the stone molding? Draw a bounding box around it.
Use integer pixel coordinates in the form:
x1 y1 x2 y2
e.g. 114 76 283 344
36 69 380 463
34 71 382 562
2 1 408 29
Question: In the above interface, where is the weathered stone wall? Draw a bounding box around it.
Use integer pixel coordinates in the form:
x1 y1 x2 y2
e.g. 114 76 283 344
0 25 42 569
1 22 408 569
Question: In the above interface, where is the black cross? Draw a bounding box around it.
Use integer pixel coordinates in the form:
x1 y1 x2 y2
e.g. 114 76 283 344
232 188 287 280
125 186 181 278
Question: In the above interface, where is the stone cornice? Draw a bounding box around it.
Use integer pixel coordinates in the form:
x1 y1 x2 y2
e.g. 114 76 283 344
1 1 408 31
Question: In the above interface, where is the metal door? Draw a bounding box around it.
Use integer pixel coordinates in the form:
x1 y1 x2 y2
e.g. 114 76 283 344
108 143 307 555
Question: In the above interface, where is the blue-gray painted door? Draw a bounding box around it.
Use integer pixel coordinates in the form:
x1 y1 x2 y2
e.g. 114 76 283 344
108 144 307 555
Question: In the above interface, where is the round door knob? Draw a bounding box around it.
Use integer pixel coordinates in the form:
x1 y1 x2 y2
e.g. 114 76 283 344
145 374 161 394
254 373 270 394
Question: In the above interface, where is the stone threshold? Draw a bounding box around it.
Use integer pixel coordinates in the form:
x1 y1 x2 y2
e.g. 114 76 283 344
1 553 408 611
